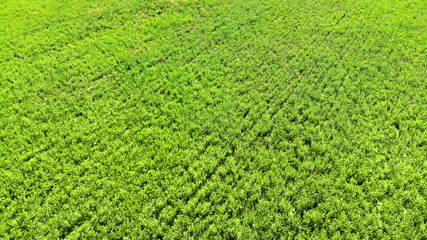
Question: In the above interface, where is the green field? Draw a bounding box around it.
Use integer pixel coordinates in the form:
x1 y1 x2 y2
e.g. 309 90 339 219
1 0 426 239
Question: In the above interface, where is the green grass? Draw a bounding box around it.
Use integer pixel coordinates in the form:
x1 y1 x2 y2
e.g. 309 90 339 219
1 0 426 239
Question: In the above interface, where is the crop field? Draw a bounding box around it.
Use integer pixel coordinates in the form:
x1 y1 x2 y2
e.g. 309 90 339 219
1 0 426 239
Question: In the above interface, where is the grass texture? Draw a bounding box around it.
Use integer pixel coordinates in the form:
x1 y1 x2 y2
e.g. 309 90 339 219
1 0 426 239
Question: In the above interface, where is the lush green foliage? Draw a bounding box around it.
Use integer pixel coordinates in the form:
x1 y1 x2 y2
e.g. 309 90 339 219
1 0 426 239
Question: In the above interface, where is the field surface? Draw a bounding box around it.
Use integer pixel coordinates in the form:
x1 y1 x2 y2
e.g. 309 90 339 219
1 0 426 239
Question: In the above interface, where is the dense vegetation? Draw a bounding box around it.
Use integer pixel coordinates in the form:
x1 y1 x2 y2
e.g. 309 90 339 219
1 0 426 239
